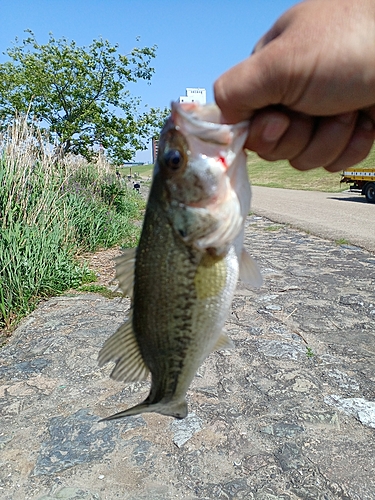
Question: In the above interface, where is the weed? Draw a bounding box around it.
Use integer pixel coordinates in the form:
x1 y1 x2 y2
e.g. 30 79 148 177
80 270 98 285
306 347 315 358
335 238 350 246
76 284 123 299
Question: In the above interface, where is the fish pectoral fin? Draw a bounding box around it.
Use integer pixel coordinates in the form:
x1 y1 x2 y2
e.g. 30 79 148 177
213 331 234 351
239 248 263 288
98 315 149 383
115 248 136 297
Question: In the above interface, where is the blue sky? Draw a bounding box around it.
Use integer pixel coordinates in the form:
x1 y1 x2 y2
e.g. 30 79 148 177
0 0 297 162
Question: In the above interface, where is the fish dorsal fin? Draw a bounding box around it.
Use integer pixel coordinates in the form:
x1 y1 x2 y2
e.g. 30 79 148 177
115 248 136 297
239 248 263 288
98 313 149 382
213 331 234 352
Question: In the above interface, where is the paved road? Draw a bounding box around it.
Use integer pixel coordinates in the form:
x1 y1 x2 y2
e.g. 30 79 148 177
251 186 375 252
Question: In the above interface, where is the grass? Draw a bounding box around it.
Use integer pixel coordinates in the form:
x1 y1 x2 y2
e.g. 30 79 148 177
247 151 345 192
76 284 123 299
120 164 154 179
247 144 375 192
335 238 350 246
247 143 375 191
0 118 144 333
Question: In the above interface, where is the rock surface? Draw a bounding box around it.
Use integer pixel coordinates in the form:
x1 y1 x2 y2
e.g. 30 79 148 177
1 214 375 500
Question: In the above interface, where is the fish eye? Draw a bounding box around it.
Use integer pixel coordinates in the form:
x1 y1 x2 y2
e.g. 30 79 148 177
164 149 183 170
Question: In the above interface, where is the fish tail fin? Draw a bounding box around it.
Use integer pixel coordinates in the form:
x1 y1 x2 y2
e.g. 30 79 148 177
99 402 153 421
157 399 188 419
100 399 188 421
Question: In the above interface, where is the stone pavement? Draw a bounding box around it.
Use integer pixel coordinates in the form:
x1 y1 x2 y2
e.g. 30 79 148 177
1 215 374 500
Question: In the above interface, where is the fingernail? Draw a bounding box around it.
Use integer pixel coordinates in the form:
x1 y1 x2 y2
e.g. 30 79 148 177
261 116 289 142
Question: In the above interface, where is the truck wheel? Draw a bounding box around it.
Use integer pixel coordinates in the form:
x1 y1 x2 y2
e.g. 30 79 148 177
364 182 375 203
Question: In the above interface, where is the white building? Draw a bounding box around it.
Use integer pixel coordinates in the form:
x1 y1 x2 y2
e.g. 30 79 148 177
178 87 206 105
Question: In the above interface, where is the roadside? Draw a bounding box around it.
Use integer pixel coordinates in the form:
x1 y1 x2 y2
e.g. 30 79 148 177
251 186 375 252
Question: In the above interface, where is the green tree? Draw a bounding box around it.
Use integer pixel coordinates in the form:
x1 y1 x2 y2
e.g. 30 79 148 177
0 31 169 163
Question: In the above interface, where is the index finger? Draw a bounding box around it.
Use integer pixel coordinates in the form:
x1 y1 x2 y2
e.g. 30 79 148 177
214 48 285 124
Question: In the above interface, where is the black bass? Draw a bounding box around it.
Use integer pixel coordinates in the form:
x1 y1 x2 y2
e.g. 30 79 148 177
98 102 262 420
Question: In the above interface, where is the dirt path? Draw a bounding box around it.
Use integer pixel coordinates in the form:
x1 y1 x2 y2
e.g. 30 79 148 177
251 186 375 252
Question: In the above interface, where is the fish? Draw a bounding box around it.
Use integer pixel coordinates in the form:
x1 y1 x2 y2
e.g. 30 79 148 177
98 101 262 420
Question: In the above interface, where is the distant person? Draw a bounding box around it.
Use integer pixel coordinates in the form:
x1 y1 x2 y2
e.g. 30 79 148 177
214 0 375 173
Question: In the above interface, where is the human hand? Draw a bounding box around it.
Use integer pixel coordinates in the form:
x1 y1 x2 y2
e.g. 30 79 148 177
214 0 375 172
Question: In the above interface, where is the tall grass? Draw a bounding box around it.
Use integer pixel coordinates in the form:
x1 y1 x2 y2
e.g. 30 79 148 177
0 118 144 332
